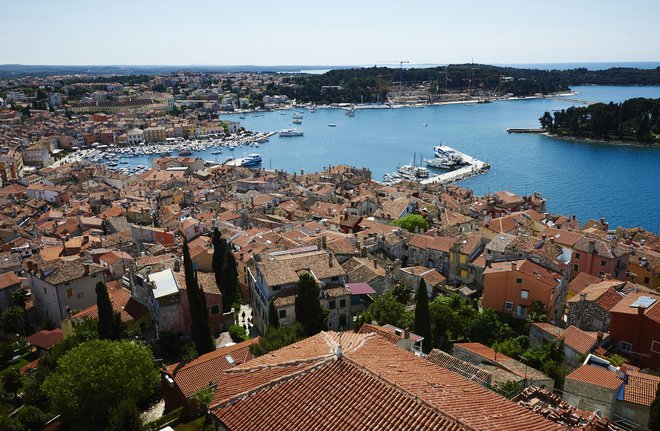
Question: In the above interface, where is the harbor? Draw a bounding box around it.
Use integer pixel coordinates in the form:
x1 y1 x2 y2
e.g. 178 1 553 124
420 149 490 185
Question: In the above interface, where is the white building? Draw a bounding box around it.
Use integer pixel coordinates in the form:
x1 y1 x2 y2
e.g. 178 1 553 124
26 258 106 326
48 93 62 106
127 128 144 145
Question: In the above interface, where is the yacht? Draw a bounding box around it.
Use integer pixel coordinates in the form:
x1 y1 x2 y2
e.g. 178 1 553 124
433 145 465 167
279 128 304 137
293 112 304 119
241 153 262 166
397 165 429 180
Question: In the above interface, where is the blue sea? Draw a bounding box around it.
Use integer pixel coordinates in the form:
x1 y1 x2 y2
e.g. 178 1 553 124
123 86 660 233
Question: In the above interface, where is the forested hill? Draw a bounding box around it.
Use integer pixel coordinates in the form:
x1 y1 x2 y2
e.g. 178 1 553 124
266 64 660 103
539 98 660 143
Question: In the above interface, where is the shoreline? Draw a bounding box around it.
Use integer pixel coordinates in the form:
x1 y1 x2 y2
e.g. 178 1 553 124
226 91 579 115
542 132 660 148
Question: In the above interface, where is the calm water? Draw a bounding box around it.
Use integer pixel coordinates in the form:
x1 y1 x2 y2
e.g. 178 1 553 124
126 86 660 232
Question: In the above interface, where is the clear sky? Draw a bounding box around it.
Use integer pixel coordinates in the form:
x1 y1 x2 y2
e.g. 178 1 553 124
2 0 659 66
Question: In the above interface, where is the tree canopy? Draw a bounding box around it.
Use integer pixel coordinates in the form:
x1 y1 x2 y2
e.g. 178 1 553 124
539 97 660 143
42 340 159 431
355 291 414 331
183 240 215 355
414 280 432 353
391 214 429 233
96 281 125 340
294 273 327 336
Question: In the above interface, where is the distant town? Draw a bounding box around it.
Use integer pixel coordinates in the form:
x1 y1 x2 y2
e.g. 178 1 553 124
0 69 659 431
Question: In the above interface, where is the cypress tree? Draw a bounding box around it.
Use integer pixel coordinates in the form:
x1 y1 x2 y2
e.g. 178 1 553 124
96 281 124 340
211 228 226 301
650 382 660 431
414 279 432 353
183 240 215 355
220 246 238 313
294 273 327 336
268 300 280 328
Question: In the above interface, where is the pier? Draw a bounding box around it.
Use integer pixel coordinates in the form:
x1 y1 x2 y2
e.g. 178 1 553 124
506 128 545 133
420 151 490 186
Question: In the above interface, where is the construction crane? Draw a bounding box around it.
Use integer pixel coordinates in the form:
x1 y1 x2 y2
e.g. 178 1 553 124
399 60 409 98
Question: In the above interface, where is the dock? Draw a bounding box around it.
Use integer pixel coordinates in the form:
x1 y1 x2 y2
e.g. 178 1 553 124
420 151 490 186
506 128 545 134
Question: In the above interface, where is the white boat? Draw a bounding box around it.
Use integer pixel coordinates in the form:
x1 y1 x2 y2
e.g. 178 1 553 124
397 165 429 180
292 118 302 124
279 128 304 137
432 145 465 168
293 112 304 119
241 153 262 166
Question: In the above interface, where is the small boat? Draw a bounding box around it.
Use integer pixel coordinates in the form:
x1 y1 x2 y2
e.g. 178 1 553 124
211 150 223 155
328 124 336 127
292 118 302 124
293 112 304 119
179 150 192 156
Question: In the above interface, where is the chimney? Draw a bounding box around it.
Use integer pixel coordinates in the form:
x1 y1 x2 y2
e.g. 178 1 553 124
511 261 517 271
361 246 367 258
373 259 377 269
596 332 603 344
83 261 90 276
403 328 410 340
328 253 333 268
322 235 327 250
174 259 181 272
579 292 586 302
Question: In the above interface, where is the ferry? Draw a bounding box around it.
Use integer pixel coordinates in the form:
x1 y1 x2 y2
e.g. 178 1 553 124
279 128 304 137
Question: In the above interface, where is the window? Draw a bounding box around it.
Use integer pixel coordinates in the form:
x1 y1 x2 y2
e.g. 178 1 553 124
515 278 523 284
43 287 47 294
66 288 73 298
573 264 579 272
520 290 529 299
278 309 286 319
644 276 650 284
599 272 605 278
77 293 84 299
516 305 527 317
651 341 660 354
328 300 336 310
272 285 281 292
209 305 220 315
339 299 346 308
331 276 339 282
619 341 633 353
505 301 513 311
600 260 606 267
574 253 581 259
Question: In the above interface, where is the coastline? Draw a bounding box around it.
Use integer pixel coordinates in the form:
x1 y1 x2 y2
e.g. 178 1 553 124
541 132 660 148
227 91 579 115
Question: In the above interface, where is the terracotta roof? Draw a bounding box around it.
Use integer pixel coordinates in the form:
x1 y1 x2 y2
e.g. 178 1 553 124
567 282 625 312
566 365 624 390
455 342 512 361
567 272 602 296
211 332 561 431
69 286 146 323
0 271 21 290
26 329 63 350
427 348 492 386
610 291 660 317
542 228 583 247
561 326 598 355
623 371 660 406
256 250 344 287
165 338 259 398
532 322 565 338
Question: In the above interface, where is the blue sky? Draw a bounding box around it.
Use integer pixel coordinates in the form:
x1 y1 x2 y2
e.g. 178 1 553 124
2 0 659 65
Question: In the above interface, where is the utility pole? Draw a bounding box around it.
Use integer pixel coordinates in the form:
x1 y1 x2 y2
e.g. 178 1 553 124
399 61 409 99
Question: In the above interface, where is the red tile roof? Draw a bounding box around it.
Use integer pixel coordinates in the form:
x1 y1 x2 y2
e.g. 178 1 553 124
165 338 259 398
455 342 513 362
26 329 63 350
566 365 624 390
210 332 562 431
561 326 598 355
623 371 660 406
